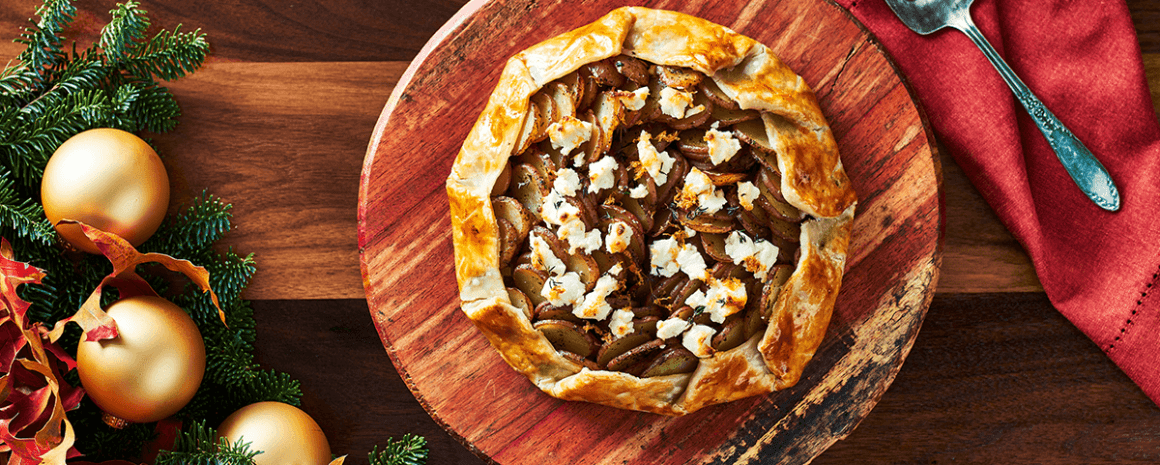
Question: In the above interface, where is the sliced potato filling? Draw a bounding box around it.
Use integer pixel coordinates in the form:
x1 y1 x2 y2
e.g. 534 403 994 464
493 55 803 377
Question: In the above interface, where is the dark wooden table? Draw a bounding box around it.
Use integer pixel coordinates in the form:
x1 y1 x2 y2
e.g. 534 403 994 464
3 0 1159 463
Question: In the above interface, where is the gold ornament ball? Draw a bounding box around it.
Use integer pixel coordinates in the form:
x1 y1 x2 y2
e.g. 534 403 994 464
76 295 205 425
41 128 169 254
218 402 332 465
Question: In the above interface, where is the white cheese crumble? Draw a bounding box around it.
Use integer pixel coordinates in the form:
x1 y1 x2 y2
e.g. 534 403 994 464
737 181 760 211
648 237 681 277
724 230 780 279
636 134 675 185
553 168 581 196
617 87 649 111
684 277 748 324
628 183 650 199
605 222 633 254
659 87 694 119
587 156 618 194
705 126 742 165
678 167 727 214
682 324 717 358
657 317 692 339
557 218 602 254
649 236 708 280
542 271 585 307
609 309 635 338
547 115 593 157
572 264 623 320
540 190 581 226
675 242 709 281
530 232 566 276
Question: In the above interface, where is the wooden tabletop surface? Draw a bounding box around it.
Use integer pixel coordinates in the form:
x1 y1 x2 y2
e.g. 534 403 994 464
3 0 1160 463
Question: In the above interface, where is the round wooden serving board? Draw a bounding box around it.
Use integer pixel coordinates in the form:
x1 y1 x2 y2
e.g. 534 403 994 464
358 0 942 463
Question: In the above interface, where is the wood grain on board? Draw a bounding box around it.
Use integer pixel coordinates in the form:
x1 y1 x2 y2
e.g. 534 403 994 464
358 0 939 463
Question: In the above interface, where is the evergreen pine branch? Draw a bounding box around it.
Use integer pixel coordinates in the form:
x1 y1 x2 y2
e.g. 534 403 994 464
369 435 429 465
243 370 303 405
146 192 234 256
0 168 54 246
13 0 75 80
119 80 182 132
117 24 209 82
99 1 150 61
155 420 260 465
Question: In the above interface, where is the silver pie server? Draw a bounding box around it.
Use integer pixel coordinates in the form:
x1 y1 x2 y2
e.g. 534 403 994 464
882 0 1121 211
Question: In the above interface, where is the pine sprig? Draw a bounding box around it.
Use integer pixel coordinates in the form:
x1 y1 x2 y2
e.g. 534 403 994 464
12 0 75 79
369 435 429 465
155 420 260 465
0 167 53 245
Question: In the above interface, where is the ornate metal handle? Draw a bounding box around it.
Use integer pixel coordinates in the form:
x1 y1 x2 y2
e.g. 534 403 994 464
951 13 1120 211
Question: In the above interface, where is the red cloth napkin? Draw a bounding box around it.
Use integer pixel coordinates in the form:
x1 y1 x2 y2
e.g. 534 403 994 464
835 0 1160 404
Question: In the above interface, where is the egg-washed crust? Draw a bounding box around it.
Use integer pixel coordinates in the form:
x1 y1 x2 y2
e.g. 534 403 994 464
447 6 857 416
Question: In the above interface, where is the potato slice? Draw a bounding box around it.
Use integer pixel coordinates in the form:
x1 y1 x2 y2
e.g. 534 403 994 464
547 81 578 120
611 55 649 86
737 206 773 242
559 350 600 371
529 225 568 264
640 346 698 378
577 110 603 166
619 196 654 234
656 65 703 90
697 232 730 263
507 287 534 321
596 333 653 368
698 78 739 110
733 119 777 171
679 212 735 234
492 196 535 244
535 301 581 324
532 90 558 128
606 338 665 372
677 128 709 160
599 204 647 260
649 273 688 309
509 164 549 221
514 99 547 154
517 148 557 181
768 215 802 244
593 90 626 156
709 105 760 127
497 218 519 266
710 315 747 352
758 166 787 202
673 277 705 310
655 151 687 207
632 305 667 319
565 252 600 293
700 169 748 186
535 320 600 358
581 58 625 88
756 184 803 223
513 264 549 307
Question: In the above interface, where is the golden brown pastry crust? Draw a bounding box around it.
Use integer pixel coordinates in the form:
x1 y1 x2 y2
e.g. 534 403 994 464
447 6 856 416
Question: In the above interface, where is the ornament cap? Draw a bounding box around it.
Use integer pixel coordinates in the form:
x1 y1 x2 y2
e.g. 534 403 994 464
102 412 129 429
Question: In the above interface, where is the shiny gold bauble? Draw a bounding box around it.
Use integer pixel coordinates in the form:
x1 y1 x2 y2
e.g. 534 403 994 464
76 295 205 425
218 402 332 465
41 128 169 254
